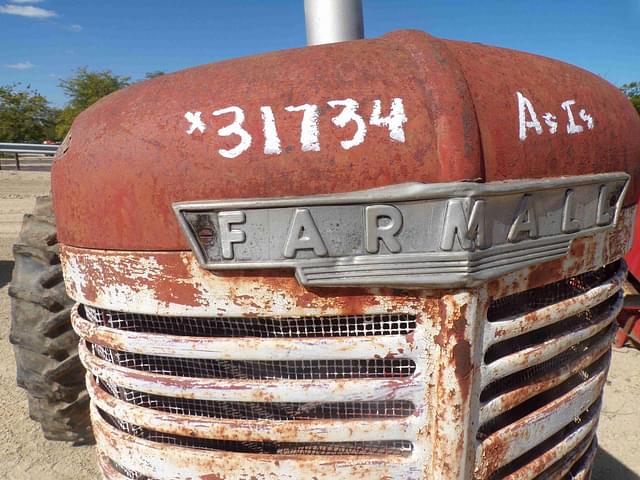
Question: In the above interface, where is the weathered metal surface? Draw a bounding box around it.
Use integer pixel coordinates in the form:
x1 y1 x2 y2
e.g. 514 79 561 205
481 293 621 385
446 39 640 205
72 280 480 478
78 261 622 480
487 205 635 299
62 204 633 480
51 30 640 251
569 438 598 480
97 453 131 480
503 427 596 480
480 325 613 425
87 374 415 443
430 291 480 479
60 206 636 318
52 30 482 250
61 247 445 318
79 340 421 403
72 308 415 361
615 280 640 347
485 264 625 346
475 366 606 477
472 253 627 478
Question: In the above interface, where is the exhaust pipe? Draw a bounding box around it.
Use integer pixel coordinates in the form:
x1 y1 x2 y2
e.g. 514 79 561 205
304 0 364 46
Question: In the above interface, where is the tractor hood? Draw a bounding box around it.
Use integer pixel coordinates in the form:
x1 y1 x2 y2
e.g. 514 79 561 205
52 30 640 250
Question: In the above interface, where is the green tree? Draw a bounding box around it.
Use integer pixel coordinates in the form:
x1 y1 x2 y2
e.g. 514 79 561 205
0 83 58 143
55 67 130 138
621 82 640 115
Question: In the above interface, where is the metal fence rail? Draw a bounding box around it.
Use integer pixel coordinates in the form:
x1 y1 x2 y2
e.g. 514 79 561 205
0 143 58 170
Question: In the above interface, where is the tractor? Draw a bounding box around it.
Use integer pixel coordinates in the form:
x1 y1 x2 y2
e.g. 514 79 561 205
9 1 640 478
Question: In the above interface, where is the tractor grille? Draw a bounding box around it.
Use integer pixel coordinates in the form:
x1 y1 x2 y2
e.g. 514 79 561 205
476 261 625 479
79 306 420 478
75 260 624 479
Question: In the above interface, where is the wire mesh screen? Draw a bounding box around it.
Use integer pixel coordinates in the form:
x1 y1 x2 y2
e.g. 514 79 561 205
484 294 620 363
97 381 415 420
479 348 610 438
83 306 416 338
100 408 413 457
91 345 416 380
486 262 619 322
110 460 151 480
481 323 614 404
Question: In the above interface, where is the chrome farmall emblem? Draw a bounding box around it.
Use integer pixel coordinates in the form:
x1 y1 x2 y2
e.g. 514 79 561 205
174 173 628 287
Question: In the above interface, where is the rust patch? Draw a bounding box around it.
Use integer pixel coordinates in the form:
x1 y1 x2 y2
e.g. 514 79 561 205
452 340 472 401
476 438 509 479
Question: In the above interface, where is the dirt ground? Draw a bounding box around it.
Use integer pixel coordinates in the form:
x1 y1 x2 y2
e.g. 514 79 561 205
0 166 639 479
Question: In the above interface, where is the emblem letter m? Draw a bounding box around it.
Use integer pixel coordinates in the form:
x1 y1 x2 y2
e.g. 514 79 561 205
440 199 487 251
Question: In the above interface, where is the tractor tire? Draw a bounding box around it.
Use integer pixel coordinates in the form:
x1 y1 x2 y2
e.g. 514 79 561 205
8 195 93 445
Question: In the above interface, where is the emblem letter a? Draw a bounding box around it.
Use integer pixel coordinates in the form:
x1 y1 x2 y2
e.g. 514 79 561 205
283 208 328 258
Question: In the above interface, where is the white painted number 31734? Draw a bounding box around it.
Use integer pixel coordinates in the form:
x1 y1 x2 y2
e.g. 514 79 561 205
184 98 408 159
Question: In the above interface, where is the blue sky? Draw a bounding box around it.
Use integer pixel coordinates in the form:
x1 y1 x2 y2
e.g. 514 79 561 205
1 0 639 107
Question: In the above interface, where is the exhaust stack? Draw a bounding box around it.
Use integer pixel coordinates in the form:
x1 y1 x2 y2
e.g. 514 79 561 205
304 0 364 45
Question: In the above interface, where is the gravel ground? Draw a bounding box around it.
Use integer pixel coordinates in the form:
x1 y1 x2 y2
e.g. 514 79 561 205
0 167 639 479
0 168 98 479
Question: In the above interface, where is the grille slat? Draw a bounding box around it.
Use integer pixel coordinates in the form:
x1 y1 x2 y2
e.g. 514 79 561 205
97 381 415 421
478 351 609 439
100 408 413 457
484 295 619 364
480 322 615 404
91 345 416 380
487 263 620 322
480 322 614 425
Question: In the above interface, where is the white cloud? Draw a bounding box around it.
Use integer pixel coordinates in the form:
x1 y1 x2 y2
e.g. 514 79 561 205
4 61 35 70
0 4 57 18
68 23 82 32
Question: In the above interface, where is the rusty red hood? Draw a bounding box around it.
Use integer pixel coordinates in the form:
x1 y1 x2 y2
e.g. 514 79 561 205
52 30 640 250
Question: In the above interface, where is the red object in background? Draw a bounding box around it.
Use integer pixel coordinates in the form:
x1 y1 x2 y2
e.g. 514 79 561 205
626 206 640 280
616 217 640 347
614 301 640 348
